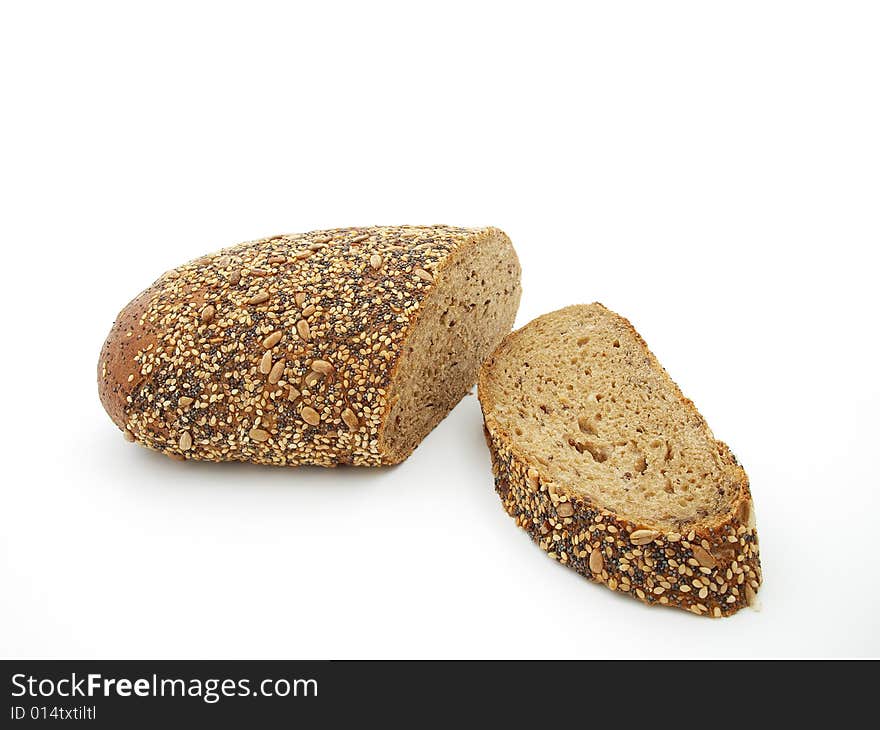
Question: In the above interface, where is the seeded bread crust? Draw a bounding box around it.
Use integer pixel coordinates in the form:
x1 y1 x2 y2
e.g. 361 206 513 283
478 305 762 617
99 225 519 466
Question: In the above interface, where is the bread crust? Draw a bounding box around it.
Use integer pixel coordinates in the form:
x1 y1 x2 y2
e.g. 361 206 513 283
98 225 515 466
478 304 762 617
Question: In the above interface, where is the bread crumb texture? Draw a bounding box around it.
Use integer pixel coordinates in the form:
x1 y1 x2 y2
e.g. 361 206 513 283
99 225 521 466
478 304 761 617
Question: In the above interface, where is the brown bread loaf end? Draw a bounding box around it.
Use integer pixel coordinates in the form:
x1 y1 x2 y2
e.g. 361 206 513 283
99 225 521 466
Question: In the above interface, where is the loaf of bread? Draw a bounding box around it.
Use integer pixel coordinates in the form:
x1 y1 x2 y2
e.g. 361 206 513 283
99 226 521 466
478 304 761 617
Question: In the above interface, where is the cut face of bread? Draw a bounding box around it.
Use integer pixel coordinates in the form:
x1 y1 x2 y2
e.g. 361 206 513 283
98 226 521 467
381 232 522 461
478 304 761 616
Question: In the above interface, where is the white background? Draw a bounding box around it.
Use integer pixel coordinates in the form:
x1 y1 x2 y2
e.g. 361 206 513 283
1 1 878 659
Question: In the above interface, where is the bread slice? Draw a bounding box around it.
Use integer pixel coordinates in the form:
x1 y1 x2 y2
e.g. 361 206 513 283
477 304 760 617
99 225 521 466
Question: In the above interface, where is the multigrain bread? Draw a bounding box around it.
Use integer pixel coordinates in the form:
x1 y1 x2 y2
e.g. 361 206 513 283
99 225 521 466
478 304 761 617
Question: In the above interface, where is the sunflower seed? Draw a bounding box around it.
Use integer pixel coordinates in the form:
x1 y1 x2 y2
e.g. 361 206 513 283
301 304 316 317
249 428 269 442
630 529 660 545
200 305 215 323
341 408 359 431
691 545 718 569
262 331 282 348
295 292 307 307
557 502 574 518
179 396 194 407
259 350 273 375
526 467 540 490
247 291 269 305
311 359 334 374
268 358 286 384
414 267 433 282
287 385 301 401
179 432 192 451
268 255 286 264
370 254 383 270
229 270 241 286
296 320 310 341
301 406 320 426
589 549 604 574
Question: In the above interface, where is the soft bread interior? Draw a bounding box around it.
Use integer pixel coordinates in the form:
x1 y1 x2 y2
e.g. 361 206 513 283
481 304 743 529
381 230 521 462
